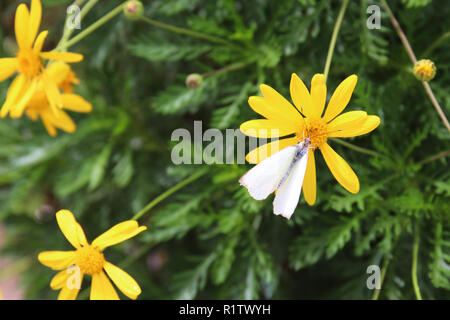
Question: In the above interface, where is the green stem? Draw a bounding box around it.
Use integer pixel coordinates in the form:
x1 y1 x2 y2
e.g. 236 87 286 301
202 61 251 78
132 168 209 220
371 258 390 300
56 0 94 51
412 222 423 300
323 0 350 81
58 2 127 50
422 31 450 57
139 16 234 46
380 0 450 133
416 150 450 166
329 137 385 158
120 242 155 269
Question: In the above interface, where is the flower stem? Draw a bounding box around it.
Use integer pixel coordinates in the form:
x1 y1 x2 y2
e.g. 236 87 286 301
139 16 234 46
371 257 390 300
416 149 450 166
380 0 450 132
423 31 450 57
56 0 96 51
329 137 385 158
202 61 251 78
412 222 423 300
58 2 127 50
132 168 209 220
323 0 350 82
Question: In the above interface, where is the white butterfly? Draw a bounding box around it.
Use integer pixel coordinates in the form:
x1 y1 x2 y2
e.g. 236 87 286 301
239 137 311 219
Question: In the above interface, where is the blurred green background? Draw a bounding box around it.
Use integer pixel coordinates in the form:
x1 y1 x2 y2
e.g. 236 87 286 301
0 0 449 299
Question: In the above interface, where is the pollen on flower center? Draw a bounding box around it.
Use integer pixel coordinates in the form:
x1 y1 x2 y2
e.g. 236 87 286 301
17 48 42 78
297 118 328 148
75 245 105 275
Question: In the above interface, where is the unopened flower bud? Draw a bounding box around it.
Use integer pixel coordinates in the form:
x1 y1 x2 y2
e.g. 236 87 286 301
123 1 144 20
186 74 203 89
413 59 436 81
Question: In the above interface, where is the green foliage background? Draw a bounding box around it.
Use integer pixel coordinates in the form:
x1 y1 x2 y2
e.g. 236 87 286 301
0 0 449 299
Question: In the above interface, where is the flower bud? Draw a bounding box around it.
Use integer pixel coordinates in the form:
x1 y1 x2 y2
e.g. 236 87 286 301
185 74 203 89
413 59 436 81
123 1 144 20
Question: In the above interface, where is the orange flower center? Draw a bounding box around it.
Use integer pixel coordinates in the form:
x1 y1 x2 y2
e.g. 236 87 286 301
297 117 328 148
75 245 105 275
17 48 42 78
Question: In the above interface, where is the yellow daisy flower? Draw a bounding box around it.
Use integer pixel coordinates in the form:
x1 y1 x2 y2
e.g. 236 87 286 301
240 73 380 205
0 0 83 118
38 210 147 300
25 62 92 136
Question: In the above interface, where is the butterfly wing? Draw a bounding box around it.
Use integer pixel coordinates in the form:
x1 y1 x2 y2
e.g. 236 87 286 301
239 145 297 200
273 150 309 219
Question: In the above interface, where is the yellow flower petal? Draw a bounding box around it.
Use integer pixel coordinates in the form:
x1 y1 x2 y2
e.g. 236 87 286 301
46 62 71 84
104 262 141 300
42 70 63 111
240 119 298 138
10 79 38 118
247 96 299 127
58 285 80 300
320 143 359 193
310 74 327 118
330 115 381 138
302 149 316 205
33 30 48 54
92 221 147 250
1 75 26 118
56 209 83 248
40 52 83 63
245 136 299 164
259 84 303 125
40 112 58 137
38 251 76 270
323 75 358 122
41 109 76 134
290 73 314 118
91 271 120 300
62 94 93 113
0 58 18 82
327 111 368 134
50 270 70 290
76 223 89 247
15 4 30 49
28 0 42 48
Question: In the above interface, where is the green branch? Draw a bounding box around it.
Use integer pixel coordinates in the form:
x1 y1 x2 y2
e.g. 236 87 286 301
139 16 234 46
132 168 209 220
412 222 423 300
323 0 350 81
329 137 385 158
58 2 127 50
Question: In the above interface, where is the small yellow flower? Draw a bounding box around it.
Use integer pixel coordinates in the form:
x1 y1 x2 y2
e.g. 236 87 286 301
25 62 92 136
413 59 436 81
240 73 380 205
0 0 83 118
38 210 147 300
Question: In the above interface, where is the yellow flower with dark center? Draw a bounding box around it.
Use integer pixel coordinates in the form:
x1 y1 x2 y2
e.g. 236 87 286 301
38 210 147 300
0 0 83 118
25 62 92 136
240 73 380 205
